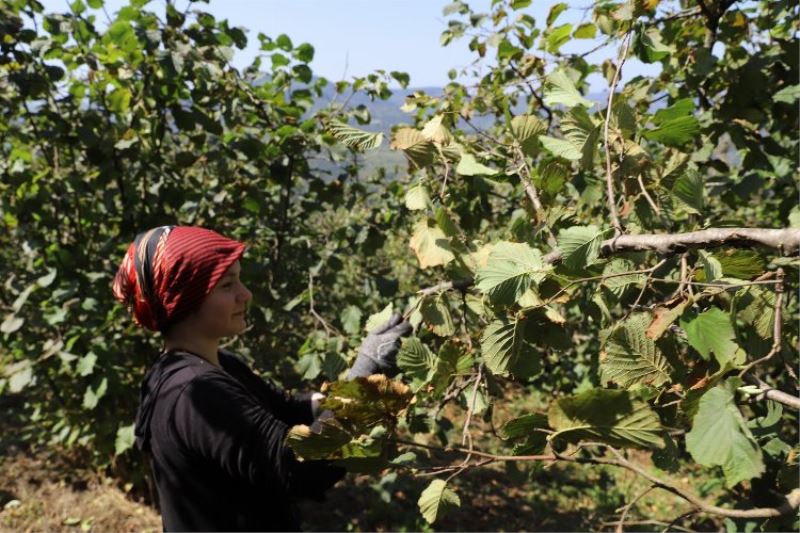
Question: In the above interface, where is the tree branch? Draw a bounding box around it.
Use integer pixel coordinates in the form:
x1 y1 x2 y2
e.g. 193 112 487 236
390 438 800 520
413 228 799 297
603 30 633 235
594 228 800 256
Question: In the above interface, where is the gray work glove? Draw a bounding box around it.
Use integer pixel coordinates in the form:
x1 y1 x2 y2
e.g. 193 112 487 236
346 313 412 380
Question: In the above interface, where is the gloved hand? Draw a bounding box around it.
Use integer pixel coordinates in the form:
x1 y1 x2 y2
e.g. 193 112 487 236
346 313 412 380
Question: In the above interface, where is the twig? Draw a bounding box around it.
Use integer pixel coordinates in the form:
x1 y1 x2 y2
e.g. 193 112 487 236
603 30 633 235
514 147 558 247
390 438 800 520
619 259 668 321
636 173 660 215
661 510 699 533
599 519 696 533
308 272 345 338
509 63 553 129
645 7 703 25
742 376 800 410
615 485 657 533
461 363 484 447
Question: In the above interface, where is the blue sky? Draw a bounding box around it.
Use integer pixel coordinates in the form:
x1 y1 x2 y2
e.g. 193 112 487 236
36 0 659 90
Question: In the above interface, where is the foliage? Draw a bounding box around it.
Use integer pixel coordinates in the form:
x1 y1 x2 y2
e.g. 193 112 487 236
298 0 799 528
0 0 412 477
2 0 799 530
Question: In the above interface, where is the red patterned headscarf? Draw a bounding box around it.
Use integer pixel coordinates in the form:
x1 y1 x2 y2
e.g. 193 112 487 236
112 226 246 332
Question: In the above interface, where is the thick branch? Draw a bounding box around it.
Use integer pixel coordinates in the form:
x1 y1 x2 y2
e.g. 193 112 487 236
415 228 799 298
745 378 800 410
595 228 800 256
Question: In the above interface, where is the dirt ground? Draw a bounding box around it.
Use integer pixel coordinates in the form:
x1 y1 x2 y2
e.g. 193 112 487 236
0 443 626 533
0 446 161 533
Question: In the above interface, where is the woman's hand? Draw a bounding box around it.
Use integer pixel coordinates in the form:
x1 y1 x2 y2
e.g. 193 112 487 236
346 313 412 379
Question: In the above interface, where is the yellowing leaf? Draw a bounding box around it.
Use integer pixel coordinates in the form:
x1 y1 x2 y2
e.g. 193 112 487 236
409 219 455 269
420 115 453 145
405 184 431 211
391 128 435 168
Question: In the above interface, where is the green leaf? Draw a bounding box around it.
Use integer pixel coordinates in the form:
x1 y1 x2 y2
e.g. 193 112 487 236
644 100 698 146
418 479 460 524
560 108 599 170
510 114 546 157
297 352 322 380
82 377 108 410
397 337 435 380
434 207 460 238
601 258 645 296
420 297 455 337
733 286 776 340
557 225 603 270
634 27 672 63
546 23 573 54
543 70 593 109
294 42 314 62
480 316 539 377
671 171 704 214
698 250 723 282
573 23 596 39
391 128 435 168
643 116 699 146
502 413 549 439
773 84 799 104
409 219 455 269
365 303 393 333
328 121 384 151
546 2 568 26
430 341 465 395
475 241 548 306
456 153 498 176
107 87 132 114
686 384 765 487
405 184 431 210
715 250 765 280
341 305 362 336
114 423 135 456
548 388 664 449
539 135 581 161
680 307 739 366
76 351 98 377
601 313 672 388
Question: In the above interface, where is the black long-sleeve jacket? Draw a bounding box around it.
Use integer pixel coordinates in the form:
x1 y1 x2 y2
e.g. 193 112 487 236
135 348 345 531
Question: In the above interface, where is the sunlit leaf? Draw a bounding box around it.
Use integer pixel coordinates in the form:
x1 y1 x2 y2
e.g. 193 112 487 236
548 388 664 449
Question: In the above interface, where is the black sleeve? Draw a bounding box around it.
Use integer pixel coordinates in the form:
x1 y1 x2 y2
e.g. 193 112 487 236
220 350 315 426
172 373 344 500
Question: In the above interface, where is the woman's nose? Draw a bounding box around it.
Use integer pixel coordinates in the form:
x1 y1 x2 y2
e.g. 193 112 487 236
240 285 253 303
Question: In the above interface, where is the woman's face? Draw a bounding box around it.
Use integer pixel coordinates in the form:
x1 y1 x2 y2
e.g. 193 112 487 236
192 260 253 338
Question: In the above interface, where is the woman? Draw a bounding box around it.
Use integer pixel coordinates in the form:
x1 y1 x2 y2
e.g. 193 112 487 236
112 225 411 531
